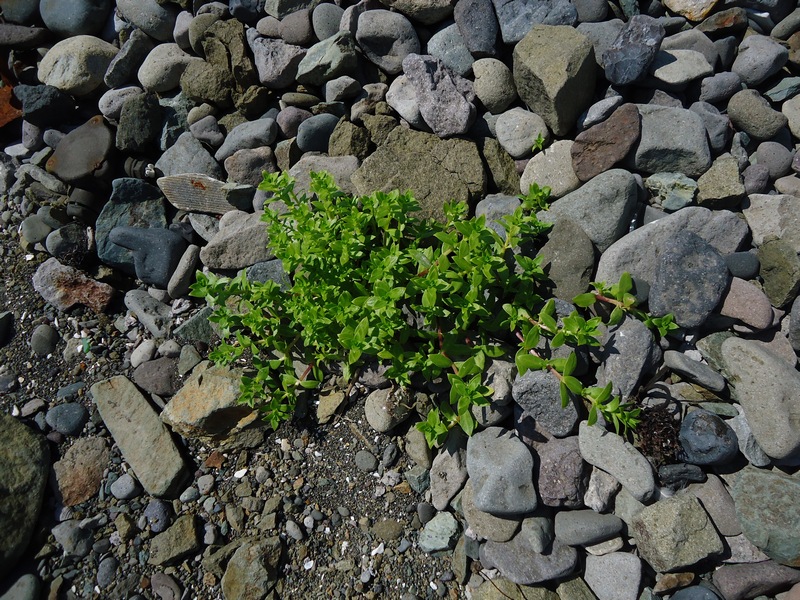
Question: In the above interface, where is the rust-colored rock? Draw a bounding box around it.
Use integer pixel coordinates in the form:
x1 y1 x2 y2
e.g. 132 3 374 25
52 437 109 506
0 73 22 129
571 104 641 182
696 7 748 36
32 257 115 313
46 115 114 182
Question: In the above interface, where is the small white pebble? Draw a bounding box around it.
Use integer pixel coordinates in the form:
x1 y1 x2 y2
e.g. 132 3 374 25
233 468 247 479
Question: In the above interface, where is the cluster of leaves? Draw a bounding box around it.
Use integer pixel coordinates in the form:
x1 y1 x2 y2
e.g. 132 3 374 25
191 171 672 447
574 272 680 338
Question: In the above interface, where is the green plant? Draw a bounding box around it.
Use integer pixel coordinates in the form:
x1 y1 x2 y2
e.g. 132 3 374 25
531 132 546 154
519 182 552 213
191 171 672 446
573 272 680 338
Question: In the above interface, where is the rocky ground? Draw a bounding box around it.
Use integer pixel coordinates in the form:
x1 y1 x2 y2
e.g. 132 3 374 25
2 0 800 599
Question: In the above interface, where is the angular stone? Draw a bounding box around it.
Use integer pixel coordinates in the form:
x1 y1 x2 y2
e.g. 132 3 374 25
645 172 697 212
683 474 741 537
52 437 108 507
148 514 201 566
116 93 163 153
602 15 665 86
95 178 167 275
419 511 460 553
743 194 800 254
663 0 719 20
402 53 475 138
155 132 225 180
512 369 579 438
584 553 642 600
632 105 711 178
696 153 745 209
758 238 800 308
162 364 256 442
466 427 538 516
649 49 713 88
536 436 588 509
221 537 281 599
571 104 640 183
513 25 595 136
631 495 723 572
32 258 115 313
454 0 499 58
492 0 577 45
198 211 273 270
91 376 190 498
473 578 560 600
430 439 468 511
109 227 186 289
296 30 358 86
537 218 594 303
157 174 255 215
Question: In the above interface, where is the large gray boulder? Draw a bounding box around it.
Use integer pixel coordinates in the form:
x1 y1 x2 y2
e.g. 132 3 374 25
0 414 49 580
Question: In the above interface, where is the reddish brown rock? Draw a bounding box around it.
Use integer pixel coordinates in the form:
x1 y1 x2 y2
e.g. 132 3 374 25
696 7 748 36
32 258 115 313
52 437 109 506
0 73 22 129
571 104 640 182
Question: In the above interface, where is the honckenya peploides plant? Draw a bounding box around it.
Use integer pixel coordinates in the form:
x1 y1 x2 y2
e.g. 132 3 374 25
191 171 678 448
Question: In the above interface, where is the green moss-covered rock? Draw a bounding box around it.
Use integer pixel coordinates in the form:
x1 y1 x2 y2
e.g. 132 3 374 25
352 127 486 221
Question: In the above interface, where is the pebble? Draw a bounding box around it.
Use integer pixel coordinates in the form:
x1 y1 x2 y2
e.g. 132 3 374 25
45 403 88 437
678 409 739 466
109 473 142 500
584 552 642 600
354 450 378 472
29 323 59 356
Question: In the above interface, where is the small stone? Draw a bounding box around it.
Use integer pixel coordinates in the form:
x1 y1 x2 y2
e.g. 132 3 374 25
354 450 378 472
45 403 89 437
418 512 460 553
678 409 739 466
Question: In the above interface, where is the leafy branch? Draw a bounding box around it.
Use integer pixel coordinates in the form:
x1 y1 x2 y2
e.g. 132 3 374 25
192 172 675 447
